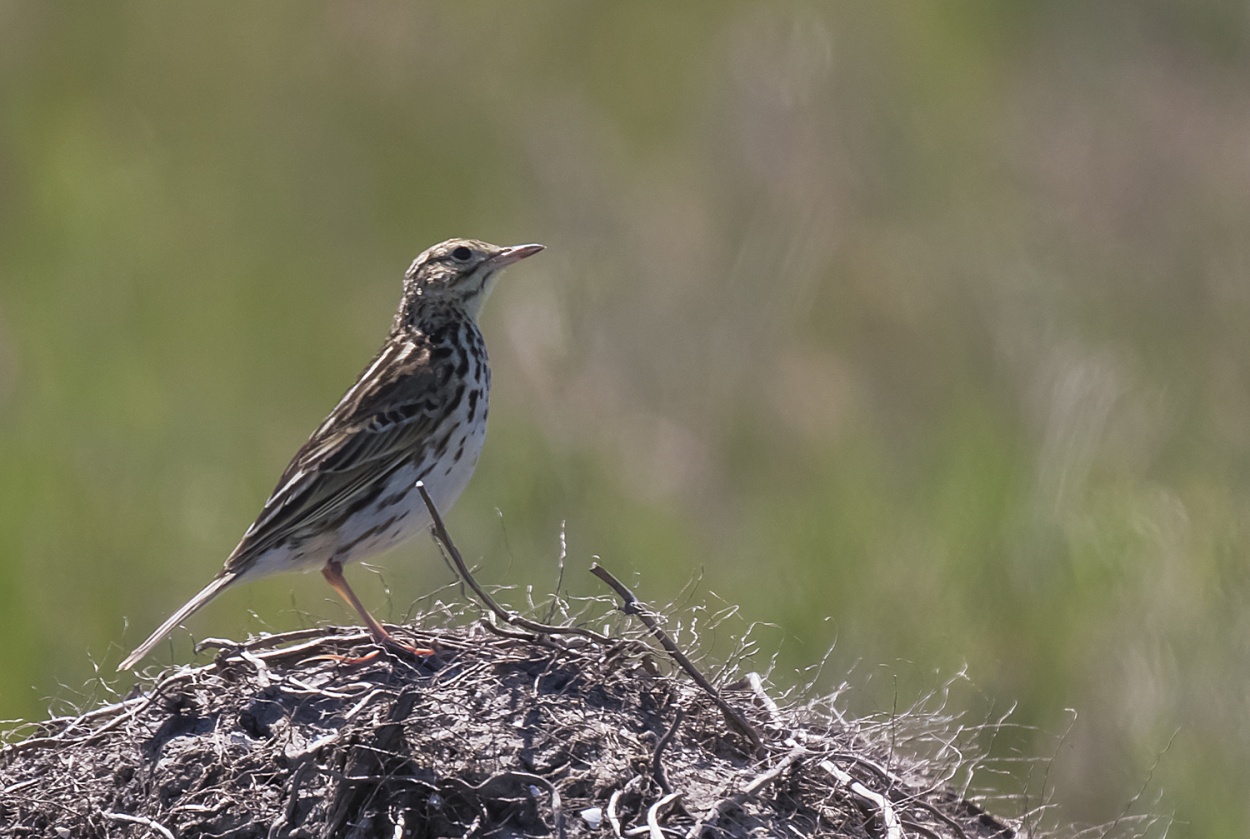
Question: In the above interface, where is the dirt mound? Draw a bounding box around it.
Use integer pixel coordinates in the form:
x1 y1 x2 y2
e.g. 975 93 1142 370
2 609 1022 838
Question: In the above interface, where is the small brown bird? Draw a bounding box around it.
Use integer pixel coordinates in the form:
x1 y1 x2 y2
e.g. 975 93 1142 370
119 238 543 670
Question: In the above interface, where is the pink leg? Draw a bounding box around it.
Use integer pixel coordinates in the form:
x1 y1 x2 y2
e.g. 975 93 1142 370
322 560 432 657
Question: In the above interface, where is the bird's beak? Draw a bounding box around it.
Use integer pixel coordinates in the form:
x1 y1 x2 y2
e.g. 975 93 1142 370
491 243 545 267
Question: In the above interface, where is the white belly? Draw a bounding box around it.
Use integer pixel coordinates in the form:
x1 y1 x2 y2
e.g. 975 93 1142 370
333 415 489 565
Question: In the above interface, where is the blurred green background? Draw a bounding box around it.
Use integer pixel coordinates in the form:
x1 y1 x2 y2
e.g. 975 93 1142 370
2 2 1247 834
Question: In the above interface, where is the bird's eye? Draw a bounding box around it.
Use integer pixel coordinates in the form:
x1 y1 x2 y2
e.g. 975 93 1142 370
451 246 473 262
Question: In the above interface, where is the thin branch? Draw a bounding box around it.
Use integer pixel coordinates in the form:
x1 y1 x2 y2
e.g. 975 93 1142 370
820 758 904 839
101 812 175 839
742 746 804 796
196 626 342 654
901 818 943 839
687 746 804 839
3 669 197 758
908 798 970 839
590 563 762 752
746 672 784 729
645 792 683 839
608 788 626 838
652 709 685 796
417 482 612 645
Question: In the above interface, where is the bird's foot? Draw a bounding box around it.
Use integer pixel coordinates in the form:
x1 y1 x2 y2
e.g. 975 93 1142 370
318 637 434 665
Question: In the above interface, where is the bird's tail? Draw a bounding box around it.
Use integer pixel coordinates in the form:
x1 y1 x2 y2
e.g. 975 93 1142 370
118 572 238 671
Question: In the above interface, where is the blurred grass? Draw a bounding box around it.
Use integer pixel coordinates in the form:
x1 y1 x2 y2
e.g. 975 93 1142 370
2 1 1249 834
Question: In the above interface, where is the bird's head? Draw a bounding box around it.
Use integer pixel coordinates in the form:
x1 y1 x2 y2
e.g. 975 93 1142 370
400 238 544 322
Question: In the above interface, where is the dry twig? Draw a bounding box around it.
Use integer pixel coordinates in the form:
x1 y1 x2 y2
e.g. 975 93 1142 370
590 563 763 752
821 758 905 839
418 482 613 646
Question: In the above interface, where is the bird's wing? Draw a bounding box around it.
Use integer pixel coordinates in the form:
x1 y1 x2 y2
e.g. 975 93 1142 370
225 338 451 570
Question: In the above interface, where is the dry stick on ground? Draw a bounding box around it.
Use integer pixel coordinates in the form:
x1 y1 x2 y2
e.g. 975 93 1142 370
646 791 684 839
416 482 612 646
687 745 806 839
418 478 763 753
2 668 199 758
590 563 764 752
100 812 176 839
821 758 905 839
652 708 686 796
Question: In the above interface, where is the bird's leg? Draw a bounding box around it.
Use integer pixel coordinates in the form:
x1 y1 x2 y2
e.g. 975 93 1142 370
321 559 433 658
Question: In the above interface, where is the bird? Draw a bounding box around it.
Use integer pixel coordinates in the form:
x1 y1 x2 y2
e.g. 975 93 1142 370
119 238 544 670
